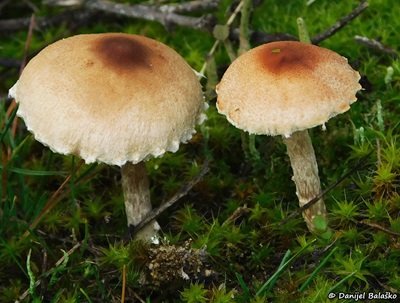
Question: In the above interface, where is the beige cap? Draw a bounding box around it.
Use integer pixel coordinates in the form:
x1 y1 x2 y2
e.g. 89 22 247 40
216 41 361 137
9 33 206 166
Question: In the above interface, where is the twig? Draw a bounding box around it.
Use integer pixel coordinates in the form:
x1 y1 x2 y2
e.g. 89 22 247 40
19 160 84 241
0 17 36 32
374 277 400 294
44 0 219 13
44 0 216 31
158 0 220 14
200 0 244 75
87 0 213 30
97 0 206 29
312 0 369 44
121 264 126 303
233 0 368 47
132 160 210 235
0 10 96 32
5 13 35 122
354 35 398 58
222 205 250 227
130 290 146 303
0 0 11 13
42 0 87 5
360 220 400 237
20 174 74 239
234 30 297 45
45 0 220 29
39 249 48 297
8 15 35 149
0 58 21 68
1 16 35 200
22 0 39 12
18 14 35 75
15 163 99 243
16 242 81 302
281 151 373 225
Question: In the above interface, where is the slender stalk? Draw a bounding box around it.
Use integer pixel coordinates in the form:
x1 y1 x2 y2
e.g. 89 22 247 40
282 130 327 232
238 0 252 55
297 17 311 44
121 161 159 240
223 40 237 62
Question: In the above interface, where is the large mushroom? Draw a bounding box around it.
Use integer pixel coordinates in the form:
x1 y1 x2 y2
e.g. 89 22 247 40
9 33 206 240
216 41 361 233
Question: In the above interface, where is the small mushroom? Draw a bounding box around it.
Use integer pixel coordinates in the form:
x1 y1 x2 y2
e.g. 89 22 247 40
9 33 206 240
216 41 361 233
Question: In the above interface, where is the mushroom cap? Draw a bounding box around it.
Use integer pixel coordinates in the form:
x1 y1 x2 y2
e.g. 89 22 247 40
216 41 361 137
10 33 206 166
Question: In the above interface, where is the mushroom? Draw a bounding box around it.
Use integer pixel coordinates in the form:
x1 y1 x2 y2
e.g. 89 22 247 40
9 33 206 240
216 41 361 233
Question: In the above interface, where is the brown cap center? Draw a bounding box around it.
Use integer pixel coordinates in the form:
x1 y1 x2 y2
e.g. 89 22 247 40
259 42 316 75
91 35 152 72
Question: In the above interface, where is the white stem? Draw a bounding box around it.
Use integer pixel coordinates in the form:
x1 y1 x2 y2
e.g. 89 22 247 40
121 162 159 240
283 130 327 232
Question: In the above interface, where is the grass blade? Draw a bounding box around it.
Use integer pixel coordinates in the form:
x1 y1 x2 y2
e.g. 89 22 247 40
256 239 316 296
0 104 18 143
235 272 251 299
264 249 292 291
328 271 357 293
299 246 339 292
0 165 68 176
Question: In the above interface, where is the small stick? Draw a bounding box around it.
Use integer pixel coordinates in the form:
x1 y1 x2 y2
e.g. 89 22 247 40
39 249 48 297
44 0 219 13
19 160 84 241
0 58 21 68
16 242 81 302
159 0 220 14
236 0 368 47
360 220 400 237
200 0 244 75
18 14 36 75
0 10 95 32
354 35 398 58
131 291 146 303
8 14 35 148
121 265 126 303
132 160 209 235
312 0 369 44
0 0 11 13
281 151 372 225
87 0 213 30
5 14 36 126
222 205 250 226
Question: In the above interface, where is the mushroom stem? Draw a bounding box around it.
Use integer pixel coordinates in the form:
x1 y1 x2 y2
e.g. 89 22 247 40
282 130 327 233
121 161 160 240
